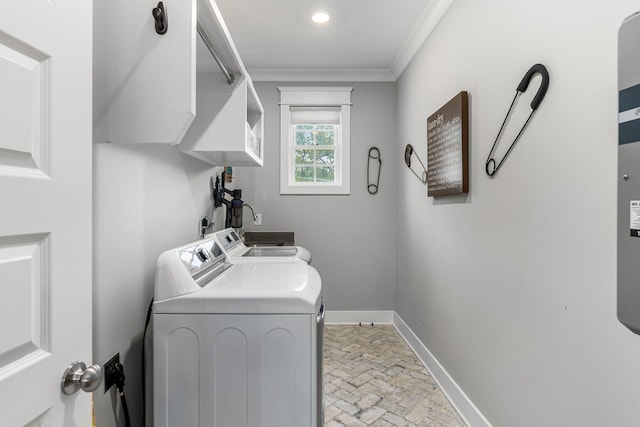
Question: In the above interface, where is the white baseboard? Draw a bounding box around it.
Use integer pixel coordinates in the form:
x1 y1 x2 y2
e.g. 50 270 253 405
325 310 394 325
393 312 492 427
325 310 491 426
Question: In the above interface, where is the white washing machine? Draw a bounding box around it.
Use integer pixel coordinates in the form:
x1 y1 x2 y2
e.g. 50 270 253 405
208 228 312 264
152 237 324 427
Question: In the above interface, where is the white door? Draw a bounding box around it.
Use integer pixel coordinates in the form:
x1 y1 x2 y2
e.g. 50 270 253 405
0 0 93 425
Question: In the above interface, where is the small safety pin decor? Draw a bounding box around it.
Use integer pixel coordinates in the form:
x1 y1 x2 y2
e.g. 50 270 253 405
152 2 168 35
367 147 382 194
485 63 550 177
404 144 427 184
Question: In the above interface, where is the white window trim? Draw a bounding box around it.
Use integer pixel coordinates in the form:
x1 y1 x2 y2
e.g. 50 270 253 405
279 87 352 195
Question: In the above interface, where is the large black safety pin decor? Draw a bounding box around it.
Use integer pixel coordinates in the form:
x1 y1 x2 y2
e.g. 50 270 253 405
367 147 382 194
485 63 550 177
404 144 427 184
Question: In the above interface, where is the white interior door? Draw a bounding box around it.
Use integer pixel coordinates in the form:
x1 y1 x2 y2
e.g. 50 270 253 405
0 0 93 425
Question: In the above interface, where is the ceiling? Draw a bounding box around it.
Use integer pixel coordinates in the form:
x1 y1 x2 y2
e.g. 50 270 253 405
214 0 454 82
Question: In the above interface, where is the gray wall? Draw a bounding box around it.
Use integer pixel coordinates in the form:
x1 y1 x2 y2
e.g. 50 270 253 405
92 142 222 426
91 2 640 426
89 82 398 425
235 82 398 311
396 0 640 425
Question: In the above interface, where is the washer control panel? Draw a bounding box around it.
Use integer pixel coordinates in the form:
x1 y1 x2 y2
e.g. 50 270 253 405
178 239 224 276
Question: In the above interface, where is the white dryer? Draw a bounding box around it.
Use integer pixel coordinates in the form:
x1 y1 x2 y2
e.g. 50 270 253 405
208 228 312 264
152 237 324 427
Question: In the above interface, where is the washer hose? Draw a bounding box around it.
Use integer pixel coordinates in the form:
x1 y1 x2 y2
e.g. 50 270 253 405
113 362 131 427
142 298 154 426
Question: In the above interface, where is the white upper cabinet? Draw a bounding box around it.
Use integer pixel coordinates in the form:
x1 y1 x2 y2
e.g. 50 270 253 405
179 0 264 166
179 62 264 166
94 0 264 167
94 0 196 145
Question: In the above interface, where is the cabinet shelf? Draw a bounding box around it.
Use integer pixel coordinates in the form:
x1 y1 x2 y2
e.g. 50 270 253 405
179 36 264 167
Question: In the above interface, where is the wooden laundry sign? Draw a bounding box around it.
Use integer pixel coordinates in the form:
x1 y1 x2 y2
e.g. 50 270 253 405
426 91 469 196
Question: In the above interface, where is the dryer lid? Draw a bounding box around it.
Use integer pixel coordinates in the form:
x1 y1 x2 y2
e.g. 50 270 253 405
207 228 312 264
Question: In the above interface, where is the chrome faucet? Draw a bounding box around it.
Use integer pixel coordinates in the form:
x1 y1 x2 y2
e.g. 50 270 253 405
243 203 258 222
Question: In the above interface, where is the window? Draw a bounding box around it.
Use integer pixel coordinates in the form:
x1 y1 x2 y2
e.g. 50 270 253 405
279 87 352 195
291 109 339 184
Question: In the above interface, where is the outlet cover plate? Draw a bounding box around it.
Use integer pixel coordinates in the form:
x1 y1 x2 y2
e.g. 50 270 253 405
103 353 120 393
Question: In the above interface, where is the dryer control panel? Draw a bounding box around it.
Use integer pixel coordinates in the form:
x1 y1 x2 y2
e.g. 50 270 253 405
216 228 244 253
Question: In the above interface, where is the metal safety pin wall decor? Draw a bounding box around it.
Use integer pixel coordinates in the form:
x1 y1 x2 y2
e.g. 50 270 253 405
367 147 382 194
404 144 427 184
485 63 550 177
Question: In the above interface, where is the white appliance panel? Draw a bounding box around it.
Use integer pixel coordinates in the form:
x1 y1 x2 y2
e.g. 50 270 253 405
167 327 200 425
154 313 314 427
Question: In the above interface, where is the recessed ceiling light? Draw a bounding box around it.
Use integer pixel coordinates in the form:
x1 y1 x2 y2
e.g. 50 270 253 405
312 12 330 24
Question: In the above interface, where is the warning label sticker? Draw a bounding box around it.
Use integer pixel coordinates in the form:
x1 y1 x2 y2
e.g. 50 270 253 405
631 201 640 237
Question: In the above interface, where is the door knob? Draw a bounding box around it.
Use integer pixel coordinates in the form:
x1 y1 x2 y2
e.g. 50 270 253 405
61 361 103 395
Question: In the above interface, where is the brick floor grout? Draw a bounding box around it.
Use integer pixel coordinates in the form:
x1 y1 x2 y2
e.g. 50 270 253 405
324 325 466 427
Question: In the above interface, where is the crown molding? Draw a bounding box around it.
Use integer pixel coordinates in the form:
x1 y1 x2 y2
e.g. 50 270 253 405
247 0 454 83
390 0 455 79
248 68 397 83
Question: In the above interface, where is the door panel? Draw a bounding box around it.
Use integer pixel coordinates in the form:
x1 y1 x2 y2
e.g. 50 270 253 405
0 234 49 368
0 0 92 424
0 31 49 175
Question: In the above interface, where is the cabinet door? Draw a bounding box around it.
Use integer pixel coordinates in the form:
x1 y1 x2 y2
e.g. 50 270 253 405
94 0 196 144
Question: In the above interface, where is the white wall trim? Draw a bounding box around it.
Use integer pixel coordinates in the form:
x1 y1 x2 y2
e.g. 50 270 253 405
390 0 455 79
249 68 397 82
393 312 493 427
325 310 394 325
279 88 351 195
326 310 491 425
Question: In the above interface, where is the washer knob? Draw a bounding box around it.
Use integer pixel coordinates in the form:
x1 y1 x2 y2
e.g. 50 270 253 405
196 248 209 262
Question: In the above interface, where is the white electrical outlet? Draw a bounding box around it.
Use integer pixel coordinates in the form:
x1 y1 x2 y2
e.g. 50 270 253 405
254 213 262 226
